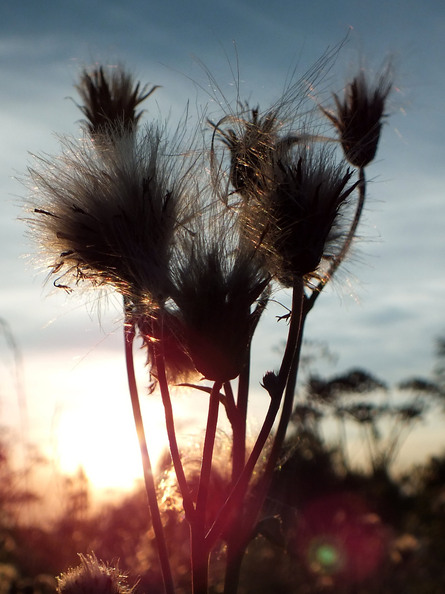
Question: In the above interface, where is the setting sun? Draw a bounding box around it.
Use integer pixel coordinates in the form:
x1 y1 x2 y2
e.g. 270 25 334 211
52 353 170 493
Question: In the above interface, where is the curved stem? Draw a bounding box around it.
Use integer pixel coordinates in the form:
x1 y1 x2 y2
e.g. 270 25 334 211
124 321 175 594
307 166 366 312
154 346 196 520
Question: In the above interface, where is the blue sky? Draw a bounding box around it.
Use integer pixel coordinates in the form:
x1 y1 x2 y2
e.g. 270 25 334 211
1 0 444 491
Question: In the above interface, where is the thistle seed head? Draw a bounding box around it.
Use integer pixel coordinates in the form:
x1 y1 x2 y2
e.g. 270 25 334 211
57 553 134 594
320 66 392 167
26 124 194 306
242 146 357 287
170 214 270 382
210 106 281 200
207 39 348 205
75 65 159 136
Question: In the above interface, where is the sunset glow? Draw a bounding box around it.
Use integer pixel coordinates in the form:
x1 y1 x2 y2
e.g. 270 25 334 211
45 349 170 493
56 397 168 492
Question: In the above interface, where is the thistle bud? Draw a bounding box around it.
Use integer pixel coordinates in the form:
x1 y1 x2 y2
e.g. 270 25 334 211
57 554 134 594
320 66 392 167
211 107 280 200
171 221 270 382
262 371 280 399
75 65 159 136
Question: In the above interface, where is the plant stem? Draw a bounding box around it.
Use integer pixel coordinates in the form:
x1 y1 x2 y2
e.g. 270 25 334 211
223 543 245 594
205 279 305 551
191 381 221 594
190 522 209 594
196 381 221 516
307 166 366 312
234 355 250 479
124 321 175 594
205 387 281 551
240 277 305 544
154 345 196 520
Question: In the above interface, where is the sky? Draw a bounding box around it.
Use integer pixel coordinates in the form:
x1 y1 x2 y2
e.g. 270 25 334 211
1 0 444 501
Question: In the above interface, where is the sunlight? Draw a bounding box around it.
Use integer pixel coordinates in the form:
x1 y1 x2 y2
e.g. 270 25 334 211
53 356 169 493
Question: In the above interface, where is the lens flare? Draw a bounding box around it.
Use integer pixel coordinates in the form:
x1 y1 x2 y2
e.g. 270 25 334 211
308 538 344 574
295 492 389 584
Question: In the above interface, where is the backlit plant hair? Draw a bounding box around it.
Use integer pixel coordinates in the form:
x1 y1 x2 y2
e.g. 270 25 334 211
75 65 159 135
206 39 349 208
27 125 194 306
23 46 394 594
241 145 357 287
320 65 393 168
57 553 134 594
137 307 198 387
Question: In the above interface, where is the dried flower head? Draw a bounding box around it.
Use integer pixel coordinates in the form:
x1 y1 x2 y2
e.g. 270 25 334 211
57 553 134 594
210 106 282 200
242 146 357 287
26 124 194 305
75 65 159 135
320 66 392 167
207 39 348 203
170 214 270 382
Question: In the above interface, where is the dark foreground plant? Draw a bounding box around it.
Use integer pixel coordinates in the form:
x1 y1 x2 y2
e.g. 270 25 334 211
57 553 134 594
24 51 393 594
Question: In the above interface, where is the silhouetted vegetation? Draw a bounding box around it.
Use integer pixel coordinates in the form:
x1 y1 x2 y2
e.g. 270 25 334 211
2 338 445 593
16 43 442 591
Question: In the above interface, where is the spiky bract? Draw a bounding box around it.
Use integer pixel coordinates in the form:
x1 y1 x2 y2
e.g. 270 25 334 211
320 67 392 167
170 213 270 381
241 146 357 286
75 65 158 135
57 553 134 594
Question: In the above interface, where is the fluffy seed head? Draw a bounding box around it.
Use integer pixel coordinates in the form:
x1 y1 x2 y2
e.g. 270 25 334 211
242 146 357 287
170 213 270 382
26 125 194 305
57 553 134 594
211 106 282 200
320 67 392 167
208 39 349 205
75 65 159 135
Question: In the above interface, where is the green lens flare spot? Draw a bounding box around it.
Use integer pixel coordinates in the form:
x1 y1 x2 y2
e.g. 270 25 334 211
316 543 340 568
308 538 344 575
